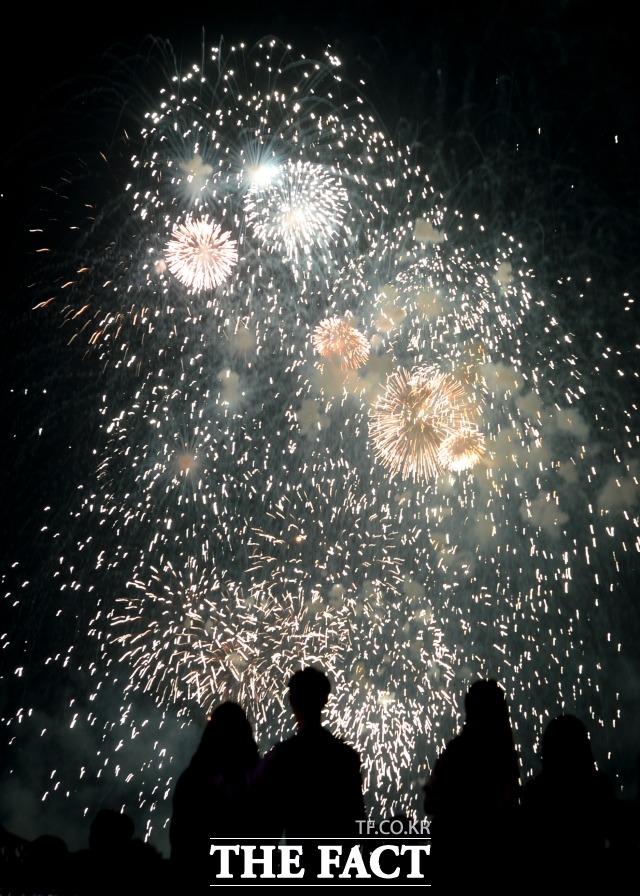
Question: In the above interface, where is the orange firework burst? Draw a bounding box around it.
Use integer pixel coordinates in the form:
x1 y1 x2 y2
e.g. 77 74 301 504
164 217 238 291
437 429 486 472
370 366 470 480
311 316 370 370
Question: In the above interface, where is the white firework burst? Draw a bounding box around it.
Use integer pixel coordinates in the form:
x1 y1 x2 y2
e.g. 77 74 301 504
164 218 238 291
244 159 349 273
108 560 352 726
369 366 473 481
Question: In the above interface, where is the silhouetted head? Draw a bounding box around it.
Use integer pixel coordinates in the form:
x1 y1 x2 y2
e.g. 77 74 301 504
31 834 68 861
89 809 135 853
541 713 595 777
206 699 253 735
464 679 509 727
196 700 259 771
288 666 331 724
461 679 517 754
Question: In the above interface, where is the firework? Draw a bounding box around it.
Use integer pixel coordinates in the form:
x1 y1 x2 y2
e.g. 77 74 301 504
3 32 638 859
437 429 486 472
164 218 238 291
312 316 370 370
369 366 471 480
244 160 349 269
31 37 396 354
108 561 350 724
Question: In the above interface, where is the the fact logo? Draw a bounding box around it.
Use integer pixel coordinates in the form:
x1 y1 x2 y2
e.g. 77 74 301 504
209 839 432 882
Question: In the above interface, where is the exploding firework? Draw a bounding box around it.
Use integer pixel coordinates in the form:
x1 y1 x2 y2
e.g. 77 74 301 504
312 315 371 370
107 560 351 723
369 366 477 480
244 160 350 274
2 30 638 858
164 218 238 291
29 37 396 356
437 429 486 472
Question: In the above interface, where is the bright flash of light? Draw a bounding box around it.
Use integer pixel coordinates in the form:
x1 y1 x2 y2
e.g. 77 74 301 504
164 218 238 291
244 159 349 271
438 429 486 472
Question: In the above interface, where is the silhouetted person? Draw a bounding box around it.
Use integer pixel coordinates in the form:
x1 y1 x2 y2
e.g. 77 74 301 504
89 807 136 854
520 713 619 882
73 807 162 895
27 834 72 894
73 807 135 891
170 700 260 884
250 666 366 879
422 678 521 880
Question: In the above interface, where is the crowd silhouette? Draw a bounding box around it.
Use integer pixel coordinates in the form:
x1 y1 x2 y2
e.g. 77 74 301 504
1 668 638 893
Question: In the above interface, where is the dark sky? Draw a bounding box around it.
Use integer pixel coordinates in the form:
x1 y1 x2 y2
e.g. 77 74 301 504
4 0 638 312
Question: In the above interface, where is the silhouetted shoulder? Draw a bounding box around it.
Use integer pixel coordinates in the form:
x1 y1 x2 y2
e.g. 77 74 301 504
257 727 362 782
